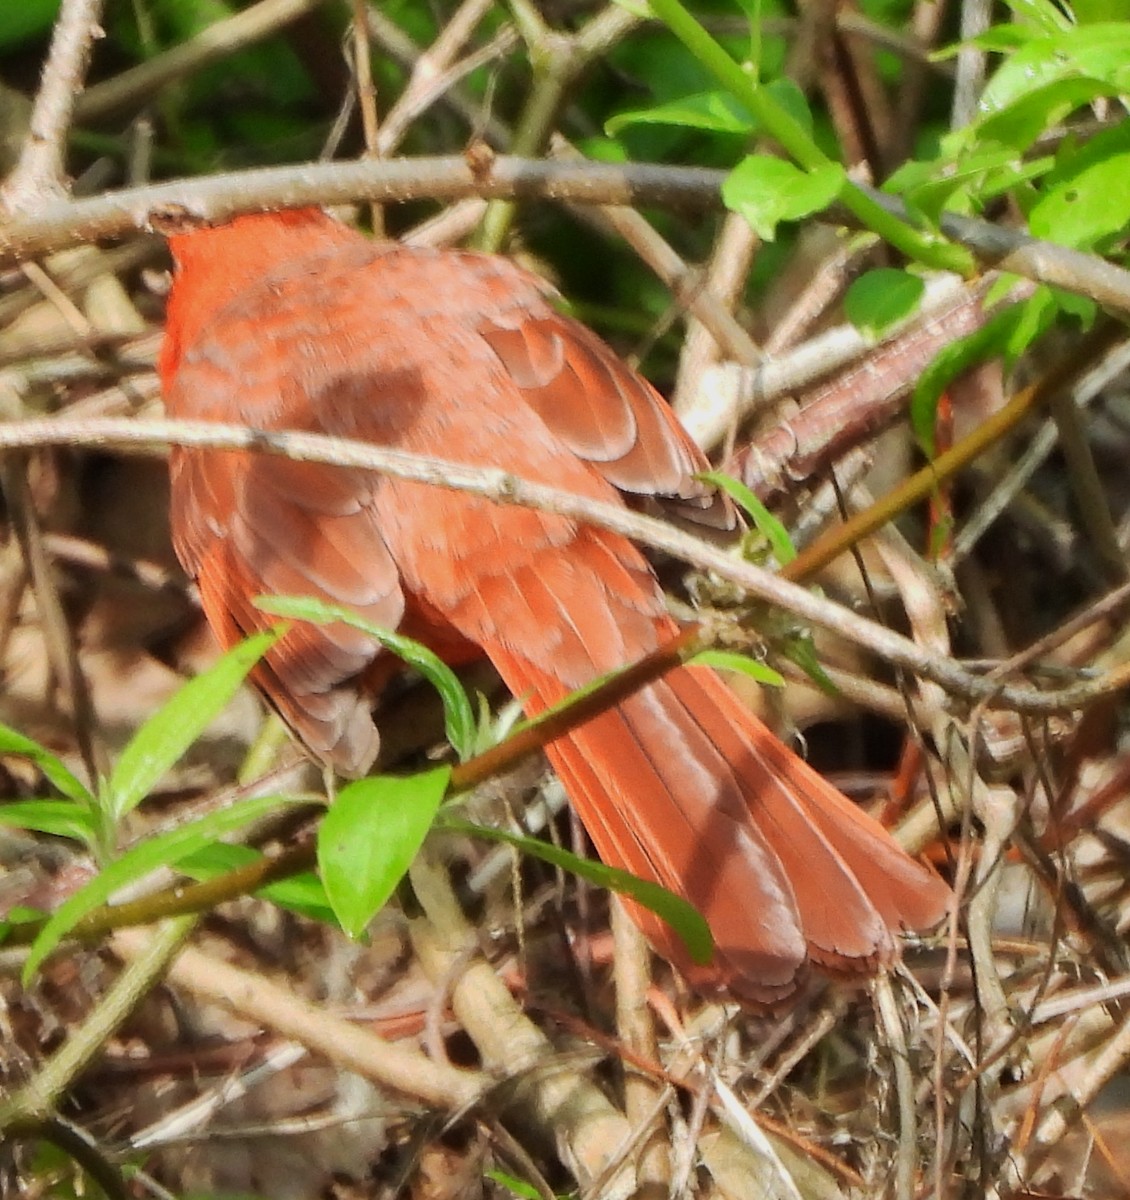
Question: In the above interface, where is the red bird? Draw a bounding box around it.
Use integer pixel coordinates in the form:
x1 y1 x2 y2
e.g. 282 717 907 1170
160 209 949 1005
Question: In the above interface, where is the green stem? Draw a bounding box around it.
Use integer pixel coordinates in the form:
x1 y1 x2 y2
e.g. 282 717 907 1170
647 0 976 276
0 916 195 1131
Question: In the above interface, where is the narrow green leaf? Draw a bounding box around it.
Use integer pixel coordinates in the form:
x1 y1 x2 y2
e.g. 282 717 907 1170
782 636 840 698
1030 123 1130 249
606 91 755 136
688 650 784 688
257 596 476 762
22 793 294 982
723 156 846 241
0 723 93 805
178 843 336 923
106 628 283 823
319 767 451 939
484 1170 544 1200
911 293 1054 455
844 270 925 339
697 469 797 565
442 818 714 966
0 800 96 844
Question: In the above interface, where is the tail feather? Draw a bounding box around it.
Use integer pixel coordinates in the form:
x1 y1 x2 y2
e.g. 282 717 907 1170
488 646 949 1005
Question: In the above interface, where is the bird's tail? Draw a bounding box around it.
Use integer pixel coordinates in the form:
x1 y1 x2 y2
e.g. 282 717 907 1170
488 650 950 1006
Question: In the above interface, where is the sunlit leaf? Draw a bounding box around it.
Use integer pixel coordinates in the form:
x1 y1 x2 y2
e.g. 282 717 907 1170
106 629 283 823
443 818 714 966
22 794 295 982
0 800 96 844
0 724 93 806
606 91 755 136
697 470 796 565
258 597 476 762
688 650 784 687
723 156 845 240
319 768 451 939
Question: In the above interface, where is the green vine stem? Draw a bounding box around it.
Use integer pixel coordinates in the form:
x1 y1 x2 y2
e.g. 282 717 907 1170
647 0 976 277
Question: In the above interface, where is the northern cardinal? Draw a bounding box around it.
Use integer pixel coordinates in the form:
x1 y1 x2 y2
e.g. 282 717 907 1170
160 208 949 1005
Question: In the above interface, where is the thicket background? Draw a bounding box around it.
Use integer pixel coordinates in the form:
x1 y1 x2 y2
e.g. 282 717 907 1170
2 0 1130 1196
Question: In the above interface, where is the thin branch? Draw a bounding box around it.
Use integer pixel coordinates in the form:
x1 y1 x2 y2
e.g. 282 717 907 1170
1 0 105 211
108 922 488 1110
0 156 1128 317
0 414 1116 716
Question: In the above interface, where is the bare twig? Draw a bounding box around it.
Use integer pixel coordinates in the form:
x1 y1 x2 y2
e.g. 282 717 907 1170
108 921 487 1109
1 0 105 212
0 414 1118 716
0 157 1128 318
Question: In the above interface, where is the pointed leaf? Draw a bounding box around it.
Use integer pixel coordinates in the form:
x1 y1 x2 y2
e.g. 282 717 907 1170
442 818 713 966
258 596 476 761
319 767 451 939
0 800 96 844
22 793 295 982
697 470 796 565
106 628 284 822
0 723 92 805
689 650 784 688
606 90 755 136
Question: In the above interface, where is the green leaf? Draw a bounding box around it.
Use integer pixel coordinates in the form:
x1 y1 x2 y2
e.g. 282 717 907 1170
484 1170 544 1200
998 0 1074 33
0 723 93 805
688 649 784 687
606 91 755 136
696 470 796 565
763 78 814 138
257 596 476 762
0 800 96 844
910 291 1056 454
722 156 846 241
318 767 451 939
105 628 283 823
1029 124 1130 249
844 269 926 339
178 843 336 923
443 818 714 966
977 77 1118 152
782 635 839 698
1073 0 1130 21
22 794 294 982
888 142 1051 222
979 25 1130 114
